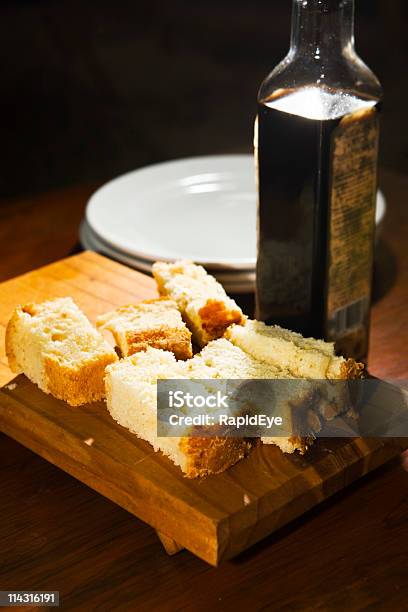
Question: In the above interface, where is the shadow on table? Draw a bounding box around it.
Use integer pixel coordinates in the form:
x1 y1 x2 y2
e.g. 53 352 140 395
231 456 401 566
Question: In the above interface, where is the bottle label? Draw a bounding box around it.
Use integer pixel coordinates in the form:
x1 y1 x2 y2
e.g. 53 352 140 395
326 107 379 356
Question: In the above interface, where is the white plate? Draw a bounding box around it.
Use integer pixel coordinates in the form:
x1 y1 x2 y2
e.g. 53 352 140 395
80 221 255 293
86 155 386 270
86 155 257 269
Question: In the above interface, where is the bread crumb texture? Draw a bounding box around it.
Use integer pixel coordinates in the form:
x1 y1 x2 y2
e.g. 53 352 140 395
6 297 118 406
226 320 363 380
97 297 192 359
152 260 245 346
105 319 364 475
105 343 255 477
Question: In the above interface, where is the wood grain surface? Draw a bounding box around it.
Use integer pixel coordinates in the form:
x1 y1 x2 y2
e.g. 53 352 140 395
0 251 405 567
0 170 407 607
2 372 401 566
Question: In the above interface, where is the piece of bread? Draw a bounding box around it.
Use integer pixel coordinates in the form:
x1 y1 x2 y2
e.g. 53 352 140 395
224 323 363 450
105 337 318 472
96 298 192 360
195 339 314 454
225 320 364 379
152 260 245 346
196 337 286 377
105 346 251 478
6 297 118 406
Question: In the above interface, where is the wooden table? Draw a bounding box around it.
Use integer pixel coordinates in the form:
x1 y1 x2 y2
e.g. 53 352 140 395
0 169 407 610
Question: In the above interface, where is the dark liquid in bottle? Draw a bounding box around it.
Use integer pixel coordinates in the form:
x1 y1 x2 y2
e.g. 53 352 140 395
256 87 380 359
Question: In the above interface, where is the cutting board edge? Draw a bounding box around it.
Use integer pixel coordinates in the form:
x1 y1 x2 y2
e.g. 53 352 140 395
0 383 221 565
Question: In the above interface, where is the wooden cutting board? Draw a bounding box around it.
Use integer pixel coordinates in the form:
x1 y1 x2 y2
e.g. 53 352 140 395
0 251 404 566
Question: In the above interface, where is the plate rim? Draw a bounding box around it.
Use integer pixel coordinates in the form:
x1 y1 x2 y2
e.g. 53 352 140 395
79 221 256 292
81 219 256 276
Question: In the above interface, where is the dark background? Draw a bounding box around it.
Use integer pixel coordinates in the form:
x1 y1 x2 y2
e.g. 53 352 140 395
0 0 407 198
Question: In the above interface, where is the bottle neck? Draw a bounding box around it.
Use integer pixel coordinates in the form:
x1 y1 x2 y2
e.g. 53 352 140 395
290 0 355 58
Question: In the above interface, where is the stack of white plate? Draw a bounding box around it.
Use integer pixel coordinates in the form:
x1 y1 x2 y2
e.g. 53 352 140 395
80 155 386 294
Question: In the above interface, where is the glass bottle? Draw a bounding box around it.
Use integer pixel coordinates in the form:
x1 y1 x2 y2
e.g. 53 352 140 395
255 0 382 361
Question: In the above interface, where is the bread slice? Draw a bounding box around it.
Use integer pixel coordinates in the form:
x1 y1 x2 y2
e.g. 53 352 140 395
105 337 318 471
152 260 245 346
224 323 362 449
195 338 315 453
96 298 192 360
196 337 287 378
6 297 118 406
105 347 251 478
225 320 363 379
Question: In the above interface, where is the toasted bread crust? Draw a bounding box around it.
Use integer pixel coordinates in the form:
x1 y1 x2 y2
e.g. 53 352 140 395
97 297 193 359
339 358 365 379
154 276 166 296
180 437 252 478
260 435 312 454
198 299 245 342
288 435 313 455
44 352 117 406
152 261 245 346
5 309 21 373
6 299 118 406
139 297 171 306
125 326 192 360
